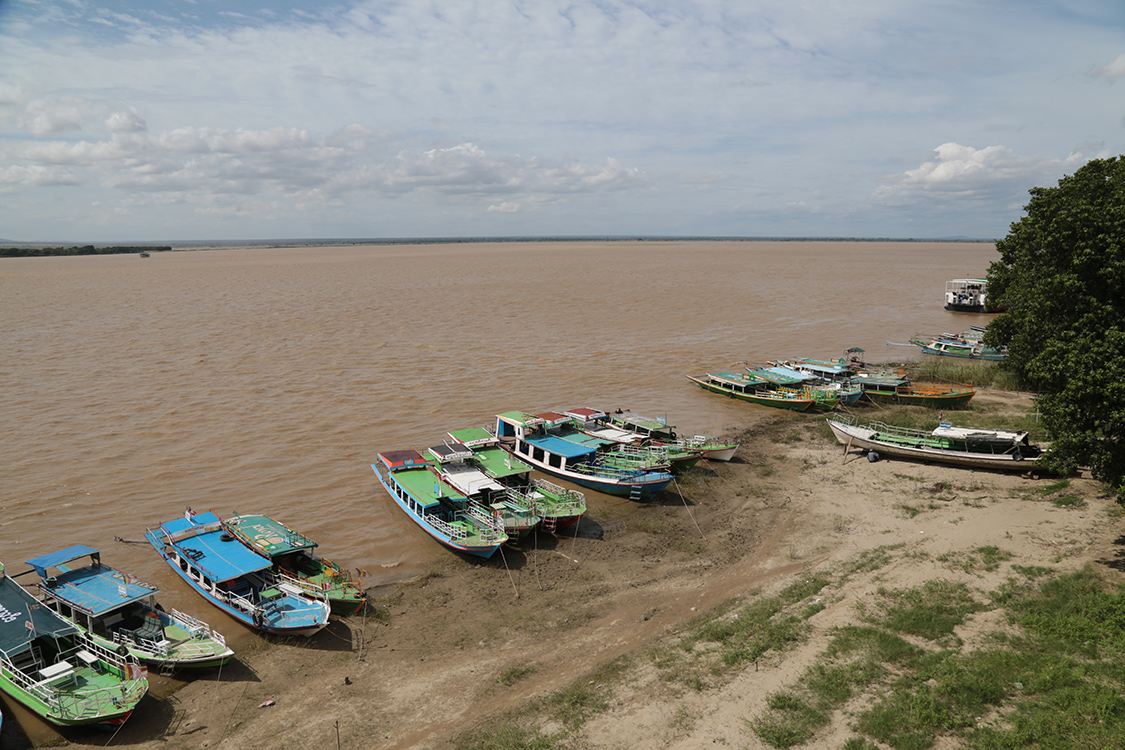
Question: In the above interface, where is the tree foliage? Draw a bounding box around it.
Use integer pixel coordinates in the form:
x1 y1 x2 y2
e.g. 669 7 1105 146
986 156 1125 493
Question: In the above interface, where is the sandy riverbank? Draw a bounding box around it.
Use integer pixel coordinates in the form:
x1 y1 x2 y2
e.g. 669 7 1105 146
7 388 1118 750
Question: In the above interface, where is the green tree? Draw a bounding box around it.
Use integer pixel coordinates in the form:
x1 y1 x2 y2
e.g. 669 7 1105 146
986 156 1125 494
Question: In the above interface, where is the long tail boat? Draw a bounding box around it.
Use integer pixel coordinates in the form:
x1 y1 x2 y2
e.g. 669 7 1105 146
827 413 1046 472
493 412 673 499
0 562 148 728
852 373 975 408
372 450 508 558
145 511 330 637
686 372 817 412
221 515 367 616
23 545 232 669
445 427 586 531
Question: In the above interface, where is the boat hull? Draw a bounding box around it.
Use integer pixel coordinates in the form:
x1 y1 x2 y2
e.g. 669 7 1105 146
861 389 975 408
687 375 814 412
827 419 1044 472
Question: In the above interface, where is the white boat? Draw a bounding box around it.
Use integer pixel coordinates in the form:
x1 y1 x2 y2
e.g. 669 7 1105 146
827 413 1046 472
944 278 993 312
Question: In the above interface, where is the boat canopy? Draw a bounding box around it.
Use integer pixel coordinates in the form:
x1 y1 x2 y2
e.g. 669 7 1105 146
524 434 597 459
25 547 156 617
446 427 496 448
426 443 475 463
224 515 317 557
854 373 910 388
612 413 672 432
157 512 272 583
563 407 606 423
0 573 76 656
377 450 431 471
471 445 532 478
439 464 504 496
932 425 1030 446
535 411 572 426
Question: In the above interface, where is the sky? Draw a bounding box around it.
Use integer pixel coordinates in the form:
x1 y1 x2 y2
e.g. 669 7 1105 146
1 0 1123 242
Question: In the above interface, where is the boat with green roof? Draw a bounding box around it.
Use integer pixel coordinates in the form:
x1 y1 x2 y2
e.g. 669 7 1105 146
686 372 817 412
562 407 702 472
446 427 587 531
221 515 367 616
0 561 148 728
425 442 542 540
23 545 232 670
372 450 508 557
604 410 739 462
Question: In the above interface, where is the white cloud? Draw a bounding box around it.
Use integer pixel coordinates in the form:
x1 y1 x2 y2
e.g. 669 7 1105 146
106 109 147 133
1096 53 1125 78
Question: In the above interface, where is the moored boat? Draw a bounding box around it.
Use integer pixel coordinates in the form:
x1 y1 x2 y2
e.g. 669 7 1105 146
372 450 508 558
425 442 541 539
827 412 1045 471
562 407 701 472
145 511 330 637
445 427 586 531
493 412 674 499
944 279 999 313
746 367 847 410
0 561 148 728
910 326 1006 361
221 515 367 616
852 373 976 408
686 372 816 412
23 545 232 669
605 410 740 462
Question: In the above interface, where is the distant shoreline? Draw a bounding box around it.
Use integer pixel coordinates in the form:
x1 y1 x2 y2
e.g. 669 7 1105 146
0 236 996 255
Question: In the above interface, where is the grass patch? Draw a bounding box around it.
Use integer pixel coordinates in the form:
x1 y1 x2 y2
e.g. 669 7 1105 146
497 662 539 687
861 579 983 641
936 545 1014 575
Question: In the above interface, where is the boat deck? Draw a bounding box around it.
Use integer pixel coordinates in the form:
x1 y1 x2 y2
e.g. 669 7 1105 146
392 466 467 506
158 513 272 583
470 445 532 479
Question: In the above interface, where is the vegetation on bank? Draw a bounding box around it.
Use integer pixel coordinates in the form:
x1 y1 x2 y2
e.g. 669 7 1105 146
984 155 1125 495
0 245 171 257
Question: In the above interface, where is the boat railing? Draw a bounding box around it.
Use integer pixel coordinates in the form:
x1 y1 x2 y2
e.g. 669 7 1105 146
262 594 328 628
460 501 507 537
275 570 330 601
529 478 586 515
0 653 62 708
114 628 170 657
171 608 226 647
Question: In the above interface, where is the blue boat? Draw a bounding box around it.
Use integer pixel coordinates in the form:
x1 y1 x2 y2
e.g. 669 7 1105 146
24 545 233 669
145 511 330 637
0 562 148 728
494 412 673 499
372 450 508 558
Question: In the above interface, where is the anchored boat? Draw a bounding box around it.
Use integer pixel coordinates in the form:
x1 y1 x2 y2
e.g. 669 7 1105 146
0 561 148 728
494 411 673 499
561 407 700 472
605 410 739 462
372 450 508 558
911 327 1007 361
145 511 330 637
23 545 232 670
425 442 542 540
221 515 367 616
852 373 976 408
827 413 1045 471
446 427 586 531
686 372 817 412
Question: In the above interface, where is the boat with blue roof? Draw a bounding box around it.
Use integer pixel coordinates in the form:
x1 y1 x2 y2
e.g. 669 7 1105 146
493 411 674 499
446 427 587 532
372 450 509 557
24 545 232 669
0 561 148 728
145 510 330 637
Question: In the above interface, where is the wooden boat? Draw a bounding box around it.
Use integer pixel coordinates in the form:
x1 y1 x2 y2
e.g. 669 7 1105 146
445 427 586 531
910 326 1006 361
493 412 674 499
827 413 1045 471
372 450 508 558
747 366 849 409
686 372 817 412
852 373 976 408
561 407 701 472
425 442 541 539
605 410 739 462
145 511 330 637
0 561 148 728
23 545 232 669
221 515 367 616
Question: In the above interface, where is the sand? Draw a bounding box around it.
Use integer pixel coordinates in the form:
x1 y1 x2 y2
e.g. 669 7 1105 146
9 388 1118 750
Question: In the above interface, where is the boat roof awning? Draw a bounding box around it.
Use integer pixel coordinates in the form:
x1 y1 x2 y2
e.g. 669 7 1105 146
932 425 1029 445
855 374 910 387
440 466 504 496
472 446 531 479
426 443 475 463
563 407 606 423
25 545 100 578
613 413 672 432
447 427 496 448
377 450 430 470
224 515 317 557
0 574 77 656
525 435 597 459
535 411 572 426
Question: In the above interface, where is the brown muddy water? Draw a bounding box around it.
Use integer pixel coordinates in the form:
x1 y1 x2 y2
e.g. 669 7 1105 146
1 240 997 654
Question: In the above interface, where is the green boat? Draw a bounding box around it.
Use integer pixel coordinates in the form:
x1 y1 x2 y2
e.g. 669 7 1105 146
687 372 816 412
853 373 976 409
24 545 232 670
425 442 542 540
221 515 367 616
563 407 702 472
0 562 148 728
605 410 740 462
446 427 587 532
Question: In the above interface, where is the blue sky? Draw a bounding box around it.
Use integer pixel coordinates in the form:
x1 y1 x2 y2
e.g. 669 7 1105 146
1 0 1123 242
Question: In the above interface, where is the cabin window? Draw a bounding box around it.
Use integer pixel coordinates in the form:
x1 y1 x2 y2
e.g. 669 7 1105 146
533 447 545 462
179 559 189 572
517 441 529 456
548 454 562 468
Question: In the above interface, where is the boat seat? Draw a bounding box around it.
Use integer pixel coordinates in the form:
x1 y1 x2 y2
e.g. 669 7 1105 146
127 612 165 643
